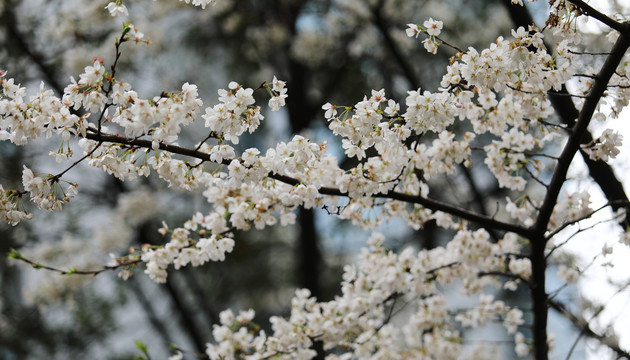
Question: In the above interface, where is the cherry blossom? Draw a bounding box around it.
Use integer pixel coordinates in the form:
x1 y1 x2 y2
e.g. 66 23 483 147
582 128 623 162
105 2 128 17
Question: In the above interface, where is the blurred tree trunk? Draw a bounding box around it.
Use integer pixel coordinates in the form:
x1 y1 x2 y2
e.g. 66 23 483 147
286 59 323 299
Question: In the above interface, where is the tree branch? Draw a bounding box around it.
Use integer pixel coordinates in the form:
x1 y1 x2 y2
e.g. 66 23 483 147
83 131 532 237
535 25 630 238
567 0 626 33
527 20 630 360
502 0 630 229
7 248 140 275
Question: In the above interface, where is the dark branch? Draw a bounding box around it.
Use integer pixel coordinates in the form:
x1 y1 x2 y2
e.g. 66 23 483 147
502 0 630 229
567 0 627 33
535 26 630 238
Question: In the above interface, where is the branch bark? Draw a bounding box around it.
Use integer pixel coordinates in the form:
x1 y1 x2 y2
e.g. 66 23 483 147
530 21 630 360
500 3 630 358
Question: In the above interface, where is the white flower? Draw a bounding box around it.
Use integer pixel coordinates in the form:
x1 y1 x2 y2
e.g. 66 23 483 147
367 232 385 249
126 24 145 42
423 18 443 37
105 2 128 17
269 94 286 111
180 0 217 9
271 76 286 93
582 129 623 162
514 332 529 357
504 308 524 334
423 38 439 54
168 351 183 360
384 99 399 116
236 309 255 323
209 144 236 163
508 258 532 279
322 102 337 119
557 265 579 284
219 309 235 326
268 76 288 111
406 24 421 38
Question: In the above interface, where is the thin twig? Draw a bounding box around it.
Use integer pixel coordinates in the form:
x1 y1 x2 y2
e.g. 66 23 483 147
8 248 140 275
521 164 549 188
478 270 532 287
568 49 612 56
49 141 103 182
545 200 629 241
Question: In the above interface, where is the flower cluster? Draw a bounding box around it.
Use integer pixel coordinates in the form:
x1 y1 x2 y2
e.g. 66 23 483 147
0 186 32 226
203 231 527 359
582 129 623 162
111 81 203 143
406 18 443 54
267 76 288 111
64 60 108 113
22 166 77 211
141 226 235 283
1 76 84 146
202 81 262 143
1 20 584 237
548 191 592 231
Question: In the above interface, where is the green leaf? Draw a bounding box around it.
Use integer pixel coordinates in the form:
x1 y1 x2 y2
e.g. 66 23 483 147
135 340 149 355
8 248 23 260
120 24 132 41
